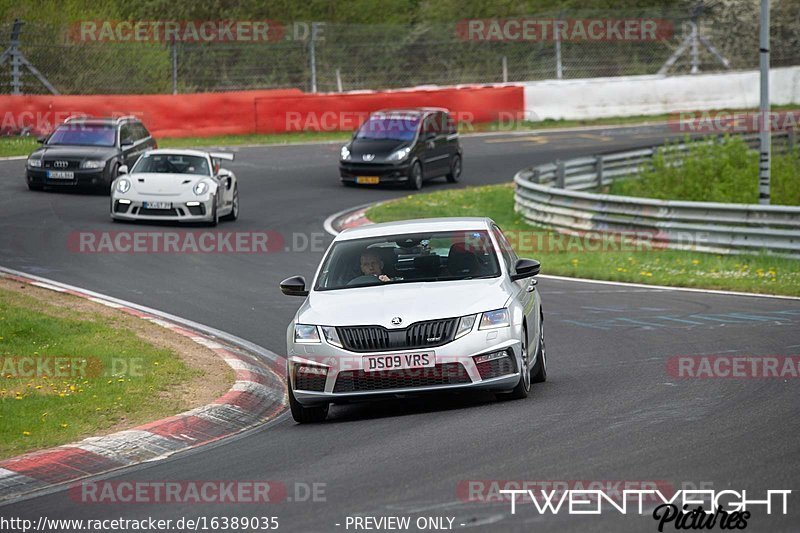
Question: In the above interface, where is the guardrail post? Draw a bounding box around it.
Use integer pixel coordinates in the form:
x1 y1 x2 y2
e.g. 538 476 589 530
595 156 604 188
530 168 540 184
555 160 565 188
788 129 797 155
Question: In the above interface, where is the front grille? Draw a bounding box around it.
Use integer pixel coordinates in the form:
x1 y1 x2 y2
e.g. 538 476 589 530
44 159 81 170
475 352 516 380
337 318 458 352
136 207 179 216
295 368 327 392
186 204 205 216
333 362 470 393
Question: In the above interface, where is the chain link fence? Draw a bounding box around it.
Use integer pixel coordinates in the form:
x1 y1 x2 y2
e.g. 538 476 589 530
1 5 799 95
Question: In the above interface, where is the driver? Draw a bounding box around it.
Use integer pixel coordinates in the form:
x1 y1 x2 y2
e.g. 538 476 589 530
348 251 391 285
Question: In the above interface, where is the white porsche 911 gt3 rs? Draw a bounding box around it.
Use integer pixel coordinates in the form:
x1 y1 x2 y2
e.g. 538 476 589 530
110 149 239 225
280 217 546 423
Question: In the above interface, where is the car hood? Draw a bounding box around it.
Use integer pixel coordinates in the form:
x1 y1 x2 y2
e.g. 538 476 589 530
32 145 117 160
348 139 410 161
297 278 510 328
127 173 209 196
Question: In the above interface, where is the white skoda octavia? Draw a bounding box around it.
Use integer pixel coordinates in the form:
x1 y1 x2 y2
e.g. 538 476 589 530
280 217 546 423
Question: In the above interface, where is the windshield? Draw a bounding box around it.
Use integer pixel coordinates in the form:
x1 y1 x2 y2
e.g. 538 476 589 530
314 230 501 291
132 154 211 176
355 116 420 141
47 125 116 147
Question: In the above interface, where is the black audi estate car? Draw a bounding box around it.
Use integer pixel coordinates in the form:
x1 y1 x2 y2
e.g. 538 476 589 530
339 108 462 190
25 116 157 192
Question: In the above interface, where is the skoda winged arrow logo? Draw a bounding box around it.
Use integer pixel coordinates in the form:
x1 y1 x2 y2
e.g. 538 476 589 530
362 154 375 161
391 317 402 326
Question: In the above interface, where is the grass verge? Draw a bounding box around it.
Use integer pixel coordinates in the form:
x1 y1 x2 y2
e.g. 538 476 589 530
0 278 233 459
367 184 800 297
609 135 800 206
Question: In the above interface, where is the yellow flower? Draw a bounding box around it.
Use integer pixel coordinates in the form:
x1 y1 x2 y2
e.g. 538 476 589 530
22 431 30 436
60 423 68 429
691 259 700 265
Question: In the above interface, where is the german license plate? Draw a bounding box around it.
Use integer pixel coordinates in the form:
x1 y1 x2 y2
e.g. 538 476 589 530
46 170 74 180
363 351 435 372
356 176 380 184
143 201 171 209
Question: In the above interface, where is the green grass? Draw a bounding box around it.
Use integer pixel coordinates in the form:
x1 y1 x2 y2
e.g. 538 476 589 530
609 135 800 206
0 288 200 458
367 184 800 297
3 104 797 158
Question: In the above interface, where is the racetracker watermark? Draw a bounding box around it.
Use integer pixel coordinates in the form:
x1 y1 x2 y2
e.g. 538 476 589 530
667 355 800 379
457 480 675 503
0 356 144 379
69 20 285 43
671 110 800 133
456 18 673 42
68 231 329 254
0 111 146 136
501 230 710 254
69 480 326 504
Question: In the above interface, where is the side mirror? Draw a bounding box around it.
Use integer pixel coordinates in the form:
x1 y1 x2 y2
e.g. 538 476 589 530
37 136 46 144
121 139 134 147
510 258 540 281
280 276 309 297
118 165 129 175
423 132 436 142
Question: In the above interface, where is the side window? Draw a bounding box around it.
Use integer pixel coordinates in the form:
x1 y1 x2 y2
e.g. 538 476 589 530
119 124 134 145
444 112 457 134
422 116 435 137
135 123 150 141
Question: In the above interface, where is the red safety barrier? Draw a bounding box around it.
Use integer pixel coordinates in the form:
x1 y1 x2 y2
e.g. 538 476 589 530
0 86 523 138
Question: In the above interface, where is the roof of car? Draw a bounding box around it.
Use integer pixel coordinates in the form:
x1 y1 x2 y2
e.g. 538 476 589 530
336 217 494 241
372 108 449 117
61 116 140 126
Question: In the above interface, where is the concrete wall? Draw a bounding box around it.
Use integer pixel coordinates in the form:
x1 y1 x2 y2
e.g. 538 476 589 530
523 67 800 120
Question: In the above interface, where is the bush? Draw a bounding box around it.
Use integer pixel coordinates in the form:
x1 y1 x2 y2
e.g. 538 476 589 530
609 135 800 206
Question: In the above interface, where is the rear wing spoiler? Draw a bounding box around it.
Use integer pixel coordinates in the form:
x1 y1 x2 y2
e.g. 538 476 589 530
210 152 234 161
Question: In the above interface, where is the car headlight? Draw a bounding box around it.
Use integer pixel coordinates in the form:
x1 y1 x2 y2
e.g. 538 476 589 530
27 158 42 168
479 308 510 330
294 324 321 344
81 160 105 169
115 178 131 194
320 326 342 347
454 314 477 339
193 181 209 196
389 147 411 161
340 146 351 160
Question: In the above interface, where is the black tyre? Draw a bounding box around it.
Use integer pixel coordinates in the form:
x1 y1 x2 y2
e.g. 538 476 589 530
496 327 530 400
288 380 329 423
407 161 423 190
446 154 462 183
220 185 239 221
531 317 547 383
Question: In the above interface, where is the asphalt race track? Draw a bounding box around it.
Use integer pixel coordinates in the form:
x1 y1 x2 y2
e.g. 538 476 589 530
1 124 798 532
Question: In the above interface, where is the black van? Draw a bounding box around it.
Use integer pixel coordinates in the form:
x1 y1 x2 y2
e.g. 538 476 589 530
339 108 462 190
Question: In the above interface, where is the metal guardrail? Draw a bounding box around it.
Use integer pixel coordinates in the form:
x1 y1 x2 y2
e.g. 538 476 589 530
513 131 800 257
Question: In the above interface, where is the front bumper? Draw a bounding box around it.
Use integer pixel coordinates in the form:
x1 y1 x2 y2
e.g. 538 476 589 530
339 160 412 184
27 168 107 188
110 194 214 223
288 330 523 405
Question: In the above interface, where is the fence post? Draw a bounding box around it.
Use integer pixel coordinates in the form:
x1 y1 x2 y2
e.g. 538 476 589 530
171 38 178 95
788 129 796 155
555 160 565 188
335 68 343 92
309 22 319 92
502 56 508 83
595 156 604 188
9 20 22 94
